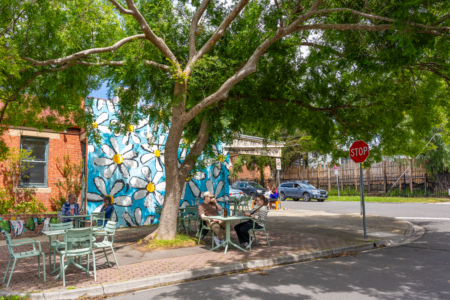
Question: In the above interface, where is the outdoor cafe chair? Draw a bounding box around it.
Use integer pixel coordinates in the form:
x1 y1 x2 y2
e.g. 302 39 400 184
56 228 96 286
183 206 198 233
197 215 215 248
155 206 162 224
91 221 120 269
247 220 270 250
1 230 46 288
48 222 73 272
79 212 106 230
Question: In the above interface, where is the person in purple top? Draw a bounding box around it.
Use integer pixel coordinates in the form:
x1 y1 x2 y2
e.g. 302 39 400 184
269 187 279 203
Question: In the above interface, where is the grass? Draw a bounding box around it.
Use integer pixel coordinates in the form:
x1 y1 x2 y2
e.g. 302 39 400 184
139 233 202 250
326 196 450 203
0 295 30 300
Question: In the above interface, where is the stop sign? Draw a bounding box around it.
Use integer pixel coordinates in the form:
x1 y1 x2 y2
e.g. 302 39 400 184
349 140 369 163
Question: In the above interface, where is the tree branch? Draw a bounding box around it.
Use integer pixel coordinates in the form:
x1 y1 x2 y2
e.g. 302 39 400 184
108 0 133 15
21 34 146 66
75 59 171 72
189 0 211 60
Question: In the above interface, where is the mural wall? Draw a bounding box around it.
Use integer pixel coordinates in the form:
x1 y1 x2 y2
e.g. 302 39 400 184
0 215 59 240
87 98 230 228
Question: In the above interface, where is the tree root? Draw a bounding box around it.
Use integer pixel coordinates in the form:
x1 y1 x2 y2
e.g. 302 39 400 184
143 228 158 242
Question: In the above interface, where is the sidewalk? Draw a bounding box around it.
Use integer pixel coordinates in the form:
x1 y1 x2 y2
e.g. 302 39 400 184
0 209 412 298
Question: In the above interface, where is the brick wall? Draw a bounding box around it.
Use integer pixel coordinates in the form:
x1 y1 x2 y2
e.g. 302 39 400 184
229 156 271 180
0 127 84 211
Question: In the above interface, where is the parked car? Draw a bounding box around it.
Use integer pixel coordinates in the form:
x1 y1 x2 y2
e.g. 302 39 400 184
229 187 244 199
279 181 328 202
231 181 265 198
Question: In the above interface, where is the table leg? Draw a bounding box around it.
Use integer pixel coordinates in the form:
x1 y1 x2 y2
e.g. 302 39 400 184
225 221 246 253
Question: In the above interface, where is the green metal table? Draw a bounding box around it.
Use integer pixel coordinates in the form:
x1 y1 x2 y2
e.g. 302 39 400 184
62 214 89 228
42 229 96 279
203 216 251 254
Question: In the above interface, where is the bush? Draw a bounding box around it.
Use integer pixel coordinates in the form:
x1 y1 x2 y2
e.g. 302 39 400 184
0 189 15 214
0 294 30 300
0 188 45 214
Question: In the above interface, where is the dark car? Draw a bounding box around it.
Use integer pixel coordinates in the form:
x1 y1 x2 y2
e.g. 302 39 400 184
279 181 328 202
231 181 265 198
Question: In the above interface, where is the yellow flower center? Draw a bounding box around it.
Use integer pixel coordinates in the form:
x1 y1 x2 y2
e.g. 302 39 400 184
113 154 124 165
146 182 155 193
106 195 114 204
155 150 161 157
127 124 134 132
186 175 191 182
184 138 189 144
92 122 98 129
218 154 225 163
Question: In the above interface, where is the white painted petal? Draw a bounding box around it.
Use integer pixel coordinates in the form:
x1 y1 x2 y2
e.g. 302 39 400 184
130 177 148 189
181 182 187 200
88 145 95 153
141 166 152 182
144 194 153 208
93 177 107 196
212 145 219 156
140 153 154 164
96 112 109 124
133 189 149 200
188 181 201 197
110 179 125 196
224 161 230 171
153 171 163 184
110 137 120 154
87 192 104 202
103 164 117 179
122 133 130 146
155 158 163 172
154 191 164 206
94 157 114 167
216 197 224 202
134 207 142 226
131 133 141 144
97 125 111 134
97 99 104 111
141 144 155 153
123 159 138 169
114 196 132 207
144 215 154 225
158 134 166 145
110 210 118 222
123 150 138 159
106 100 115 113
215 181 225 198
101 144 116 158
206 180 214 194
121 143 133 154
93 204 104 213
122 212 135 227
193 171 206 181
159 154 165 165
118 164 130 179
180 200 189 208
213 163 221 178
135 118 148 129
155 181 166 192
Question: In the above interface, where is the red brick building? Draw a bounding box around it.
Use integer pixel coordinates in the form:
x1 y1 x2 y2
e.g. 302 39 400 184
0 126 86 210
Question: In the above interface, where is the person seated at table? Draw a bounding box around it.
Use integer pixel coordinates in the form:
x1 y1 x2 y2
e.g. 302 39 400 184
98 196 115 227
234 194 268 249
199 191 225 247
62 193 80 225
269 187 279 205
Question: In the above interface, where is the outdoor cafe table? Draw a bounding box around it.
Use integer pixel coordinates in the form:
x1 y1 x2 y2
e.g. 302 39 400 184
42 228 100 280
64 214 90 228
203 215 251 254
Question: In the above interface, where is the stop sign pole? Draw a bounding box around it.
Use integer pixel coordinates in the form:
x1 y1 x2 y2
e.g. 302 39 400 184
349 140 370 239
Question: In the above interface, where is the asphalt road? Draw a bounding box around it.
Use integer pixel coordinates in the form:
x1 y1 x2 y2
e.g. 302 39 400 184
110 202 450 300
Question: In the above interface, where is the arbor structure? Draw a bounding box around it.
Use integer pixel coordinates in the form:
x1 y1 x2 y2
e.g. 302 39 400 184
2 0 450 239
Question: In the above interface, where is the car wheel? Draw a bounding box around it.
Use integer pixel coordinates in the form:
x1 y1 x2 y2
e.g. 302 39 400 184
303 193 311 202
318 199 325 202
250 192 256 198
280 192 286 201
293 198 299 201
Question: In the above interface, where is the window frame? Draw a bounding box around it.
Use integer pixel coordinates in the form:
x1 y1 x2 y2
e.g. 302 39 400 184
19 137 49 188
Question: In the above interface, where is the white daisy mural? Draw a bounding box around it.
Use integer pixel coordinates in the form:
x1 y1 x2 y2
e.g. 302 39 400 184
141 134 166 172
111 118 148 145
212 145 230 178
94 137 139 179
87 177 132 207
202 179 228 203
130 166 166 207
92 112 111 134
97 98 115 113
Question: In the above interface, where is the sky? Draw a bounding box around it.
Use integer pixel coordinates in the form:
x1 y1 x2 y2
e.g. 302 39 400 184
89 81 109 99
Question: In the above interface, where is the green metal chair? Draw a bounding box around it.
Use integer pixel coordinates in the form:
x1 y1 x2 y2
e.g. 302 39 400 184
197 216 215 248
247 220 270 250
48 222 73 272
56 228 96 286
57 211 63 223
155 206 162 224
1 230 46 288
79 212 105 230
92 221 119 269
182 206 198 233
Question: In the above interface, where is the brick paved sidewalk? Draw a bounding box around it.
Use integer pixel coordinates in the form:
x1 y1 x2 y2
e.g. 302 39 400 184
0 210 407 293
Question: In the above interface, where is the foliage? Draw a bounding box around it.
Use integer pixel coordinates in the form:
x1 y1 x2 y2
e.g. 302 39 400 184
327 196 450 203
417 129 450 176
12 194 46 214
0 295 30 300
50 155 84 211
0 220 11 233
0 189 15 214
230 155 273 184
24 218 35 231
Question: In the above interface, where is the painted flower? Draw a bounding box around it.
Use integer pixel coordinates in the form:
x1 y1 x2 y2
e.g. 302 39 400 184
97 98 115 113
111 118 148 145
202 179 228 202
141 134 166 171
179 138 194 162
181 170 205 200
212 145 230 178
94 137 139 179
121 208 154 227
87 177 132 206
130 166 166 207
92 112 111 134
88 145 95 153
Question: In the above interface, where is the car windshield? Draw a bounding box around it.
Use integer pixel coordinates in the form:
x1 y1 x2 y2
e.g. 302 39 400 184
249 183 264 189
301 184 317 189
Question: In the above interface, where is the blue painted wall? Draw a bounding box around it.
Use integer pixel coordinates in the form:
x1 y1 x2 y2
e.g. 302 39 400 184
86 98 230 227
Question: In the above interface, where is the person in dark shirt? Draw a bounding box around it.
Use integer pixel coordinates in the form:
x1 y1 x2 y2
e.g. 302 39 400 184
98 196 115 226
198 191 225 247
269 187 279 202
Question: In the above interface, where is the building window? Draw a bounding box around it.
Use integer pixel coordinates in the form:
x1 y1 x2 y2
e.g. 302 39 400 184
20 137 49 188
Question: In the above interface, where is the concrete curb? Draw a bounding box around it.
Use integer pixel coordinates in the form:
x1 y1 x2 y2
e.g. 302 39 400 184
2 222 423 300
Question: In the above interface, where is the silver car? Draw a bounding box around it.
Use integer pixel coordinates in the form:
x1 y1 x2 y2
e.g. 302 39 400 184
229 187 244 199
